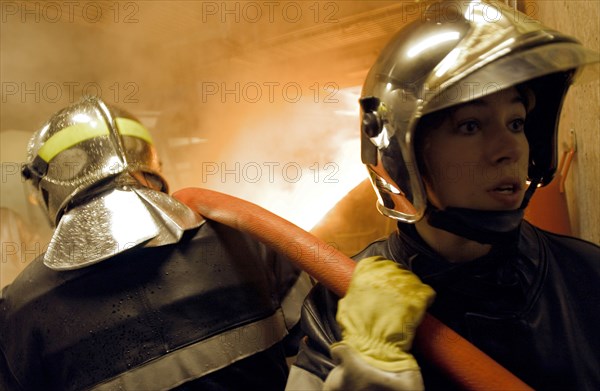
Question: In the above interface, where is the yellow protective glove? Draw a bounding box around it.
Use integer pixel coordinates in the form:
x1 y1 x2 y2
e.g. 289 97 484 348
332 256 435 373
324 344 427 391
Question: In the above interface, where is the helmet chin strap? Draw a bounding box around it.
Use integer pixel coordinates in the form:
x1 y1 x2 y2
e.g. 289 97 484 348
425 177 541 245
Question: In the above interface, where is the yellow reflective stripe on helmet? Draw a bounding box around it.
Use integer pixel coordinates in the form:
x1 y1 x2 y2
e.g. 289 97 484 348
37 122 109 162
116 117 154 144
37 118 152 162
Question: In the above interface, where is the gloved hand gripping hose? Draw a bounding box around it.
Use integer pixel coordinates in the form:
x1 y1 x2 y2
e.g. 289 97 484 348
173 187 533 391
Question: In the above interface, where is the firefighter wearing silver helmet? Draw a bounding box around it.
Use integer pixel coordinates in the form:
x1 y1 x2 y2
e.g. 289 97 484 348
358 0 598 241
21 96 203 270
2 97 311 390
287 1 600 390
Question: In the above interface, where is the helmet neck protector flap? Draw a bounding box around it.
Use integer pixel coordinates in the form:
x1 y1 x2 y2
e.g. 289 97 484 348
22 96 203 270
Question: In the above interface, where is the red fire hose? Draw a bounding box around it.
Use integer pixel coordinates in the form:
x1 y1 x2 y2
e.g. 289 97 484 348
174 187 533 391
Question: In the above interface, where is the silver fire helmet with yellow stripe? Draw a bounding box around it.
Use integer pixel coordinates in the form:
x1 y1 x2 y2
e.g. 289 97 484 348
22 96 203 270
360 0 599 224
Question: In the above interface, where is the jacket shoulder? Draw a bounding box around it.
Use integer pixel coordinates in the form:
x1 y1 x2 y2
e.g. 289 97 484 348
521 221 600 261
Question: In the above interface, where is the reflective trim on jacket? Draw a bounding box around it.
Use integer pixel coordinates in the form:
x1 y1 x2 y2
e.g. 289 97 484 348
0 220 311 391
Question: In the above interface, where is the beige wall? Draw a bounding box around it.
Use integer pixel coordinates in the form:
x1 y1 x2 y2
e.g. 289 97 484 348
532 0 600 244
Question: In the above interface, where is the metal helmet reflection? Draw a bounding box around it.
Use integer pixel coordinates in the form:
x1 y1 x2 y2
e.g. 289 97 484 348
23 96 167 226
360 0 599 222
22 96 203 270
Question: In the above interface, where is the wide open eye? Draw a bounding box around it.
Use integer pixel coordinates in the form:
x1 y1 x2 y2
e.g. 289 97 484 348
457 119 481 135
508 118 526 133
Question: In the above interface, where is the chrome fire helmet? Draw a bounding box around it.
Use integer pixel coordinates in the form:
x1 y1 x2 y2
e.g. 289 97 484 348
22 96 203 270
360 0 599 228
